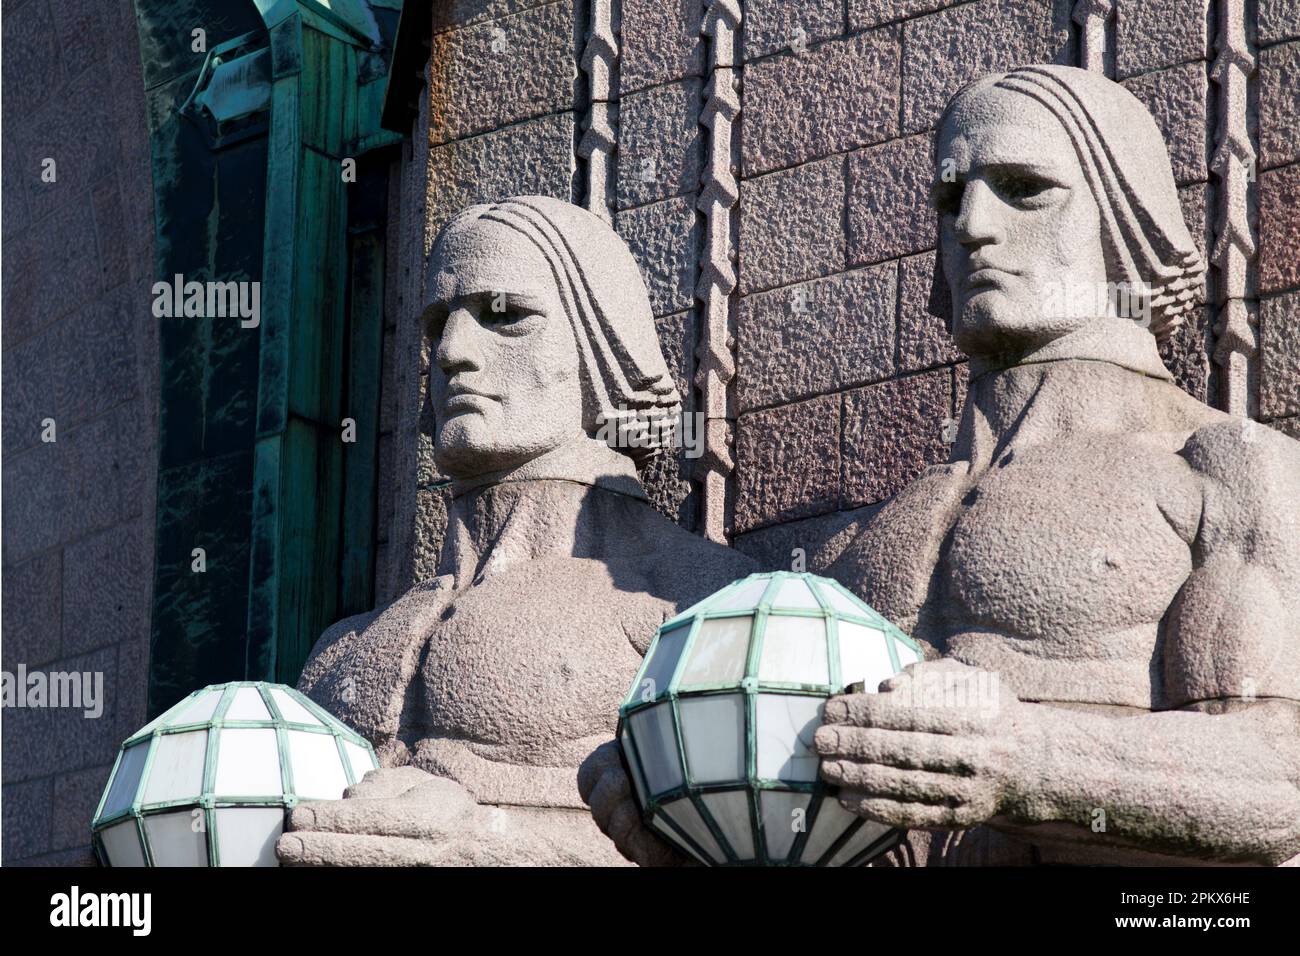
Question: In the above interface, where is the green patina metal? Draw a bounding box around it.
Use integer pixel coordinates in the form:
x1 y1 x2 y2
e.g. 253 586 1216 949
140 1 404 716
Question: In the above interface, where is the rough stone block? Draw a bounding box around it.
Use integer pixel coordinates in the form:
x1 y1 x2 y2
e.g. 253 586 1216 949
62 519 149 657
898 251 960 373
901 0 1071 134
413 485 451 584
654 309 696 405
737 263 896 411
1261 290 1300 419
616 78 703 210
1260 41 1300 171
426 111 575 237
0 193 103 345
843 370 951 507
52 765 112 852
1115 0 1210 80
1178 182 1210 284
849 0 964 30
744 0 844 61
743 28 900 176
0 0 63 117
739 156 846 295
735 393 840 532
1259 163 1300 294
1260 0 1300 44
431 0 556 34
2 442 73 564
734 504 881 573
953 361 970 417
1 778 52 862
847 132 936 267
614 196 698 315
62 399 149 547
0 645 119 782
428 0 578 146
1158 305 1212 404
620 0 704 95
639 444 697 530
1121 62 1209 185
1 550 62 668
1271 416 1300 441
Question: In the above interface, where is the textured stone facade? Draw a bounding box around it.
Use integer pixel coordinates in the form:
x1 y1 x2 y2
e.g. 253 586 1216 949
2 0 157 864
375 0 1296 583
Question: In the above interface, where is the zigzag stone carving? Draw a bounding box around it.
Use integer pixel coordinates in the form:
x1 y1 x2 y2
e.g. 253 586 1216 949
694 0 742 544
1210 0 1258 417
579 0 619 220
1071 0 1113 72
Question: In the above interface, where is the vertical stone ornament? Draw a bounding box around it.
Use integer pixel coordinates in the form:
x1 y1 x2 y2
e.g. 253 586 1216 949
579 0 619 220
1210 0 1258 417
695 0 742 543
1072 0 1113 72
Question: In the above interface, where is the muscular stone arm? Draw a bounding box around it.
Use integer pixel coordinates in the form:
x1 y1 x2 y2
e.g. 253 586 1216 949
996 698 1300 864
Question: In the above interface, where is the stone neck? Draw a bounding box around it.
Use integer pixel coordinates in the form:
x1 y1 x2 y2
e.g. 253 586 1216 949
956 318 1173 469
438 437 649 586
447 433 646 501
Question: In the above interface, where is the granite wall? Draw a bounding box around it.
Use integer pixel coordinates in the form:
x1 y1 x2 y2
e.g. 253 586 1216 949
1 0 157 864
382 0 1298 585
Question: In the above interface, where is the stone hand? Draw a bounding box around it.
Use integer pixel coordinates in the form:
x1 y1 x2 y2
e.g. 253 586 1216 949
815 659 1028 830
577 740 692 866
275 766 514 866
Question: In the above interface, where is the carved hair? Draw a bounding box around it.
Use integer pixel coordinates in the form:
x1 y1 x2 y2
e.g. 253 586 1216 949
934 65 1205 339
428 196 682 463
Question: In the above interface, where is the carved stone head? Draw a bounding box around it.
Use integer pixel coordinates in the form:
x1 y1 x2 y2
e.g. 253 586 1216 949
423 197 682 479
931 65 1203 360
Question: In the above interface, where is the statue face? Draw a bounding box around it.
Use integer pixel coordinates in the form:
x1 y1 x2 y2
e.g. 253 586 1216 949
426 220 584 477
934 86 1111 356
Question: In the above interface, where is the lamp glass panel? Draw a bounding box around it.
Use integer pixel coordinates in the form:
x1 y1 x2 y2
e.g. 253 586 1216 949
143 811 208 866
715 576 770 611
837 621 894 692
894 638 923 666
215 807 284 867
342 740 376 783
101 819 146 867
772 577 822 610
225 686 271 721
287 730 349 799
756 694 824 782
800 795 859 864
698 790 755 861
101 742 150 819
627 703 683 796
679 694 745 784
651 815 708 865
828 819 894 867
761 790 812 862
659 798 727 864
141 730 208 805
678 616 751 687
758 616 828 686
214 728 282 797
171 690 221 727
821 584 870 619
269 688 322 726
619 727 649 809
638 625 690 700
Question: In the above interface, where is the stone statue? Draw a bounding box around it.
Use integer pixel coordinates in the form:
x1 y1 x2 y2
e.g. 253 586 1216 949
585 65 1300 866
277 196 754 866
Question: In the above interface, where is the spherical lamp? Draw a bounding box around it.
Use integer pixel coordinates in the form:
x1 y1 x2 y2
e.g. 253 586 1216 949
91 681 378 866
617 571 923 866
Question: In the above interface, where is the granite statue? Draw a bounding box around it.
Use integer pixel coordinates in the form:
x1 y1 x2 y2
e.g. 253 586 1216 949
584 65 1300 867
277 196 754 866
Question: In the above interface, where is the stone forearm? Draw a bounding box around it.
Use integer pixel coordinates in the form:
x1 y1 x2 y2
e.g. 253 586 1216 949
1002 701 1300 864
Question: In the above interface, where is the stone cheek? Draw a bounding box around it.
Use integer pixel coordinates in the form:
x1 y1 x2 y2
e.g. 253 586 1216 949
418 557 655 762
